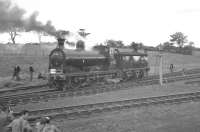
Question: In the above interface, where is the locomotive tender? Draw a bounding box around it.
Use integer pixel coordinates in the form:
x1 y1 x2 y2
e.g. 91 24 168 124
48 38 149 90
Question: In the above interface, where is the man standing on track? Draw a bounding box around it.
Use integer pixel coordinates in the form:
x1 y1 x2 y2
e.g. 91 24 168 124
16 65 21 81
170 64 174 73
29 65 34 81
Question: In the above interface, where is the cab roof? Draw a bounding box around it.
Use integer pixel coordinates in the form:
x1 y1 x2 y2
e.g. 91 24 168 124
114 48 147 56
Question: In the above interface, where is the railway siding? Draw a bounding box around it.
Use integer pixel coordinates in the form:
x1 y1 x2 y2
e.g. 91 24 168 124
1 68 199 97
12 80 200 113
26 91 200 125
1 69 200 107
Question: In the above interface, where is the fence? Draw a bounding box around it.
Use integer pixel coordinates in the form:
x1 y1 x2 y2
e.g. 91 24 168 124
0 43 55 56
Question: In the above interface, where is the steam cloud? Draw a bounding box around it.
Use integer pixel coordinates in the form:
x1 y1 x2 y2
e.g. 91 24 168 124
0 0 57 36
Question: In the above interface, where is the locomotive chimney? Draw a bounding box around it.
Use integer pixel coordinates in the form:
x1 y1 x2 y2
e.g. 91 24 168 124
57 38 65 49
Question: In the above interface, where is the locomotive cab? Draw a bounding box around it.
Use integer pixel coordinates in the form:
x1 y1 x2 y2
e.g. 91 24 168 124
109 47 149 79
110 48 147 68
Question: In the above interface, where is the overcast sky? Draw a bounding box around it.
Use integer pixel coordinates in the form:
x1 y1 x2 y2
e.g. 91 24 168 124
1 0 200 48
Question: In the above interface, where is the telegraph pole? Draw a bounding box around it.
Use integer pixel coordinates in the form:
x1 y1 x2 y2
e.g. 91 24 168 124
159 53 163 85
158 44 163 86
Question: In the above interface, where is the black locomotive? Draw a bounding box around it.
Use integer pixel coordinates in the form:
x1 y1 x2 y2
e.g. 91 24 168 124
48 38 149 90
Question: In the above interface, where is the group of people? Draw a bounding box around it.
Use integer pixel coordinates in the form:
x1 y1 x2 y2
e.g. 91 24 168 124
35 117 60 132
0 106 60 132
12 65 34 81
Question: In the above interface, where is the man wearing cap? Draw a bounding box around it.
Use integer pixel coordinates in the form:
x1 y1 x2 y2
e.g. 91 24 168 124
41 117 60 132
29 65 34 81
35 117 47 132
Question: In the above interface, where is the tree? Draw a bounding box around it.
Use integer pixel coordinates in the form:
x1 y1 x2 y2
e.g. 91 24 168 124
188 41 194 47
162 41 174 51
170 32 188 48
6 26 24 44
130 42 139 52
183 41 194 55
92 43 104 51
106 40 116 47
117 41 124 48
92 44 109 56
8 28 19 44
0 0 26 44
163 41 173 47
106 40 124 47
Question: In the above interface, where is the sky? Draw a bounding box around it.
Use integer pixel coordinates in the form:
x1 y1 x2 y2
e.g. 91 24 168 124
1 0 200 49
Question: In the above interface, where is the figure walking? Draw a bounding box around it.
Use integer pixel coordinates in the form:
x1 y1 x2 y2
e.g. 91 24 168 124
41 117 60 132
169 64 174 73
16 65 21 81
35 118 46 132
29 65 34 81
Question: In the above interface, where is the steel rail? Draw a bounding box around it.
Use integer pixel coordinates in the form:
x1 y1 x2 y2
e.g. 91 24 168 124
24 91 200 123
1 73 200 107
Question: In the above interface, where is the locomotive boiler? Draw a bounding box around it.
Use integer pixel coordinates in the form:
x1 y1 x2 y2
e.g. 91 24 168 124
48 38 149 90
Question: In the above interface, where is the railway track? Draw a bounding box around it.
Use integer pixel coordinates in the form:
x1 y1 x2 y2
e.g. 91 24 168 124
1 73 200 107
1 68 200 96
0 84 49 96
26 90 200 123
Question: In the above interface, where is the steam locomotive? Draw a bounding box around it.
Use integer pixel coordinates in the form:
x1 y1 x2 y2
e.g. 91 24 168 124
48 38 149 90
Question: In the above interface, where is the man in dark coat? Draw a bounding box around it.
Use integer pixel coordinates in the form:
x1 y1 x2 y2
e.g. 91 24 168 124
170 64 174 73
16 65 21 81
41 117 60 132
29 66 34 81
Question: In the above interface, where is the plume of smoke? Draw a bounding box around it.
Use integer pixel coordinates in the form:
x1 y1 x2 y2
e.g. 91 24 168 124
0 0 57 37
24 12 56 36
24 12 43 32
0 0 25 32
